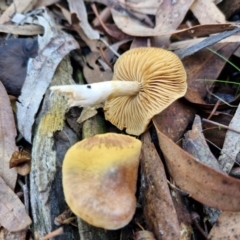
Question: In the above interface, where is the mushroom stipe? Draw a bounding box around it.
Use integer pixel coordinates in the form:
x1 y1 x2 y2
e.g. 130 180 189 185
50 47 187 135
62 133 142 229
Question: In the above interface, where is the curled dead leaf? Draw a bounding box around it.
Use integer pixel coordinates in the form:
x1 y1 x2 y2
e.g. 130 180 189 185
209 211 240 239
9 150 31 168
156 129 240 211
0 176 32 232
9 150 31 176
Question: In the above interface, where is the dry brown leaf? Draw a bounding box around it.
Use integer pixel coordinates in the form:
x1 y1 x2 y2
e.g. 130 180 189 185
9 151 31 169
91 4 128 40
55 3 72 24
0 228 27 240
172 24 234 41
112 7 232 37
156 129 240 211
83 52 113 84
0 82 18 190
34 0 59 8
111 8 158 37
77 104 103 124
117 0 162 15
153 100 196 142
0 0 37 24
73 25 99 52
153 0 194 46
191 0 225 24
208 211 240 239
92 7 111 27
0 24 43 35
141 131 180 240
67 0 99 39
131 37 149 48
0 176 32 232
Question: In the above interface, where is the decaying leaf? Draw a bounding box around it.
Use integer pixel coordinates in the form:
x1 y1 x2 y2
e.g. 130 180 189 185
67 0 99 39
0 24 43 35
117 0 162 15
83 52 113 84
16 9 79 143
156 129 240 211
191 0 226 24
209 211 240 239
153 100 196 142
9 150 31 176
0 0 37 24
9 150 31 169
0 176 32 232
153 0 194 46
0 228 27 240
141 131 181 240
0 82 18 190
77 104 103 124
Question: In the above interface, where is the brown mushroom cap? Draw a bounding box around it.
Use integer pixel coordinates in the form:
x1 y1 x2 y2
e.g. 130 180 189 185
62 133 142 229
104 47 187 136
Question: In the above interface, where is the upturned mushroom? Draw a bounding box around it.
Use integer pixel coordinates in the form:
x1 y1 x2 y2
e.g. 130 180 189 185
51 47 187 135
62 133 142 229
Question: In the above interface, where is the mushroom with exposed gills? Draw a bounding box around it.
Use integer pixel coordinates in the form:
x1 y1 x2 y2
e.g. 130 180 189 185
50 47 187 135
62 133 142 229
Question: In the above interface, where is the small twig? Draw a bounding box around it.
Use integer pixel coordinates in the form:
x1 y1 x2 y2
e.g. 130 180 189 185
99 37 120 57
167 180 189 196
207 100 221 120
42 227 64 240
18 177 29 215
202 118 240 135
205 138 222 152
191 212 209 239
99 44 113 69
135 221 145 230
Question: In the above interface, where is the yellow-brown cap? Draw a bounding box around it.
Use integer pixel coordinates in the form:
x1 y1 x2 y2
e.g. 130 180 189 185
62 133 142 229
104 47 187 136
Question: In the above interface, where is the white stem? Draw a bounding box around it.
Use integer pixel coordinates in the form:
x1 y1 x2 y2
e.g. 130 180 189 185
50 81 140 107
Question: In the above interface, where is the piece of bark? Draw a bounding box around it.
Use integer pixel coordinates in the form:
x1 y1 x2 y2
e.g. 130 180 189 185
141 131 180 240
218 104 240 173
30 57 79 240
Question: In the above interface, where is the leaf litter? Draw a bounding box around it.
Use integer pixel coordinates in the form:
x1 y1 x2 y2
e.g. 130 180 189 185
1 1 240 240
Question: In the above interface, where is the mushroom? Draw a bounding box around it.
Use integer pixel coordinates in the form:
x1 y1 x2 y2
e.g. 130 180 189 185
62 133 142 229
51 47 187 135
